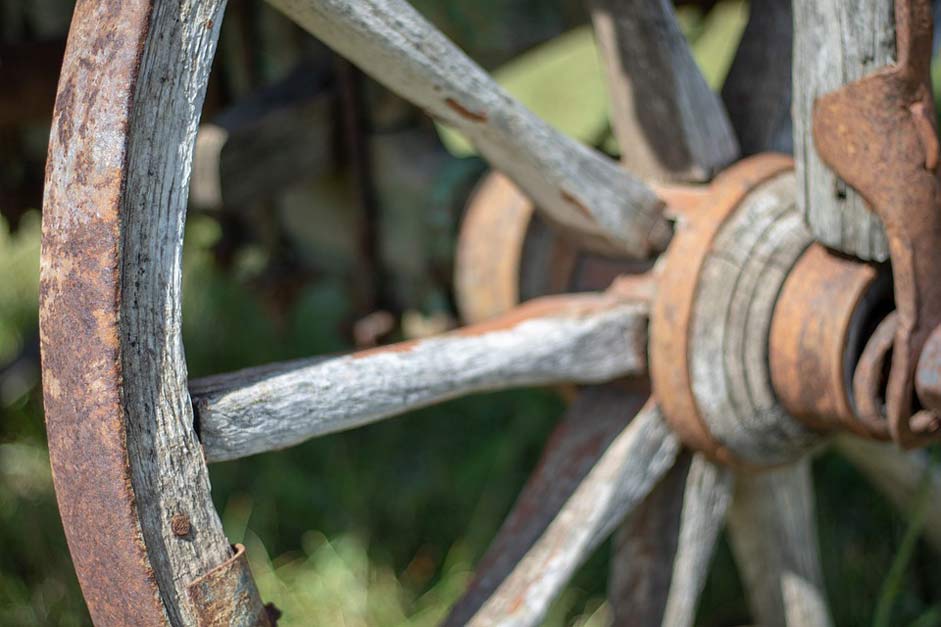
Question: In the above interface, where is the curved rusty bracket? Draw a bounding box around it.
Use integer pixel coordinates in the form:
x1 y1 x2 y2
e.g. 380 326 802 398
188 545 278 626
812 0 941 447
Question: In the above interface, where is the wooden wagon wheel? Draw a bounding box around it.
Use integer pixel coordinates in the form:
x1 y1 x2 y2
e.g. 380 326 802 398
39 0 941 625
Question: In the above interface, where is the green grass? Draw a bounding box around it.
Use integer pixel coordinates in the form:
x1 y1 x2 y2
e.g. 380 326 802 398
3 198 941 626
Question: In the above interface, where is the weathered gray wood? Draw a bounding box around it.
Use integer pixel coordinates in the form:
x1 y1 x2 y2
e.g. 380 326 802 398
836 435 941 553
193 292 650 462
689 172 819 465
265 0 671 258
792 0 893 260
443 390 680 627
721 0 793 155
589 0 738 182
660 454 734 627
191 70 333 210
608 451 691 626
119 1 233 625
728 460 832 627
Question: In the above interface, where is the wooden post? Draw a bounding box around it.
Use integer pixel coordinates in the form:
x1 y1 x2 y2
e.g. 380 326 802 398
793 0 895 260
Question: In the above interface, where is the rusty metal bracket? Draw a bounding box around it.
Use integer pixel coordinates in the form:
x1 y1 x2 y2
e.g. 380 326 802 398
813 0 941 447
187 544 278 626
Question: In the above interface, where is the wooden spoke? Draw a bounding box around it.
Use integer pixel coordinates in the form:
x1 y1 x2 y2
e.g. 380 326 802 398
727 460 832 627
443 388 680 627
192 290 650 462
721 0 793 155
835 436 941 553
660 453 734 627
264 0 672 258
793 0 893 261
608 451 692 626
589 0 738 182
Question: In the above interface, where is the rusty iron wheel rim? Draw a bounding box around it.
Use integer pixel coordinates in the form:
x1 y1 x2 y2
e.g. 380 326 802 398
39 2 271 625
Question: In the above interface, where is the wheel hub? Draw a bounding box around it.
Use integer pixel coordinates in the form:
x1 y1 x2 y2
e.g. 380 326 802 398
457 153 918 468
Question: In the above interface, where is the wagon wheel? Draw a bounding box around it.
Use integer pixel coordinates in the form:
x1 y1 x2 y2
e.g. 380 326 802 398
40 0 941 626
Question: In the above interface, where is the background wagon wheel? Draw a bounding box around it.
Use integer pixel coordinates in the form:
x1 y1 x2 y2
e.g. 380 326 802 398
39 0 941 626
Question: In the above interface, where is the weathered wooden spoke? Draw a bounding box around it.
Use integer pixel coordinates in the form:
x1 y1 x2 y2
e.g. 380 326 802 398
444 388 680 627
793 0 893 260
590 2 742 619
192 288 650 462
661 454 734 627
728 461 832 627
721 0 793 155
264 0 671 258
589 0 738 182
608 450 692 626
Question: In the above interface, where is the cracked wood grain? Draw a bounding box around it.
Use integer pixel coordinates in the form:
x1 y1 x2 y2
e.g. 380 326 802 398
193 292 649 462
689 172 818 465
793 0 893 260
660 454 734 627
119 2 237 625
728 460 832 627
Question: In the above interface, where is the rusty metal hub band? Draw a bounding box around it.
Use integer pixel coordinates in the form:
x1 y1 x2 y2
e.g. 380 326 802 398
650 153 817 467
769 246 892 440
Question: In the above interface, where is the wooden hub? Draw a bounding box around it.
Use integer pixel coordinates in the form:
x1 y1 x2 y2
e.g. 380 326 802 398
649 154 821 467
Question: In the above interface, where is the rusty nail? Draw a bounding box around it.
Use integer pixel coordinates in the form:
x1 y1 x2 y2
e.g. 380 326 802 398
171 514 192 537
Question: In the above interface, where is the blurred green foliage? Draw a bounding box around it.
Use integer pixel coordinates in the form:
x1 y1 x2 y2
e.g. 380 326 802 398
3 1 941 626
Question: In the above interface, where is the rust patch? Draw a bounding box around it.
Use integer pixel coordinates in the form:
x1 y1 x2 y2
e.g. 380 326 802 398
454 170 642 326
853 312 897 437
917 324 941 412
560 189 592 219
651 181 710 218
769 245 890 439
444 97 487 122
648 153 794 467
813 0 941 447
39 0 168 624
171 514 192 538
